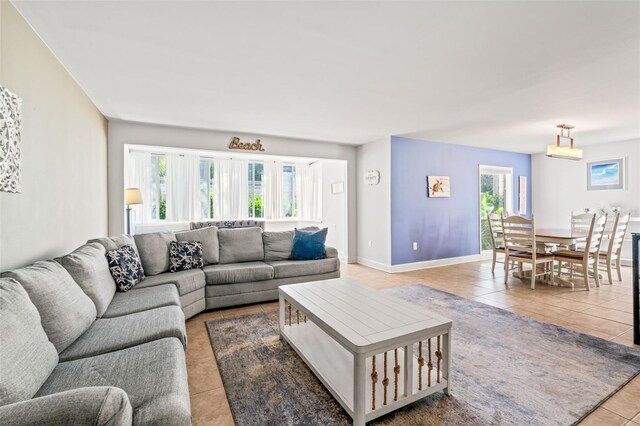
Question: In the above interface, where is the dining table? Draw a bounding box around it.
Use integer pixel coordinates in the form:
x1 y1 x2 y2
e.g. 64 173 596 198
510 228 590 288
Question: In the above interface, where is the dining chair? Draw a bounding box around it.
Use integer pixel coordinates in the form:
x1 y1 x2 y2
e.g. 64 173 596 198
599 212 631 284
501 214 555 289
555 214 607 290
569 212 594 249
487 213 506 273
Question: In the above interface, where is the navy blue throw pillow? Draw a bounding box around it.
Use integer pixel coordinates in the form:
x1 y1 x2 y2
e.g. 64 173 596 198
289 228 328 260
105 245 145 292
170 241 204 272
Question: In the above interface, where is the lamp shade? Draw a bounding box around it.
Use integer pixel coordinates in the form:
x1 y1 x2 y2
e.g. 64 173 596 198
125 188 143 205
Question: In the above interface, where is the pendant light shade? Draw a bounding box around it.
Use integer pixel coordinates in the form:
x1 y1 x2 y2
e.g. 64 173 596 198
547 124 583 160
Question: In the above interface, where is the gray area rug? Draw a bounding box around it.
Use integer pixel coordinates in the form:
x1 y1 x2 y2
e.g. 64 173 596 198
205 284 640 425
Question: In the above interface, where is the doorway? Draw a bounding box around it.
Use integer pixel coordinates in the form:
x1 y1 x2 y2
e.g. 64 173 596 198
479 165 513 251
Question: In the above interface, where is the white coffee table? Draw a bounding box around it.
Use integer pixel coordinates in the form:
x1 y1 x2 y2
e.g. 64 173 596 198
279 278 452 426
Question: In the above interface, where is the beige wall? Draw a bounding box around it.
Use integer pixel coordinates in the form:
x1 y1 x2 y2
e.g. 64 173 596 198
0 2 108 270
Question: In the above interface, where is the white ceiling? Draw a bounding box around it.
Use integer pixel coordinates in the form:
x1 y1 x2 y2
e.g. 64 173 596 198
12 1 640 153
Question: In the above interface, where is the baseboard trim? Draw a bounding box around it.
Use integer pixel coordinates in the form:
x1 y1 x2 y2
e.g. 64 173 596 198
356 257 392 273
389 253 493 273
356 253 493 274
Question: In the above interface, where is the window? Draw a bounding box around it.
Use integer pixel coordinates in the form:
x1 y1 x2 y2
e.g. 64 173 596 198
199 159 215 219
150 154 167 220
282 164 296 218
248 162 264 218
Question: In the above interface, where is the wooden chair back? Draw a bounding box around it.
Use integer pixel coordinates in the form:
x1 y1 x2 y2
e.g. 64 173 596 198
585 214 608 256
501 214 535 256
487 213 504 249
607 212 631 258
571 212 595 237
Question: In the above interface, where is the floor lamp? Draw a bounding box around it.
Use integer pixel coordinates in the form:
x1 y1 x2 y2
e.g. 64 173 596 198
125 188 143 235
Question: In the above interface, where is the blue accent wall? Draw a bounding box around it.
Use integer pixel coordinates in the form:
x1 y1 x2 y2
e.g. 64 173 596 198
391 136 532 265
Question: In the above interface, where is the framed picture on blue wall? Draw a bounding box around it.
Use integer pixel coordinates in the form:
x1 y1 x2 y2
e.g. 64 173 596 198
427 176 450 197
587 158 624 191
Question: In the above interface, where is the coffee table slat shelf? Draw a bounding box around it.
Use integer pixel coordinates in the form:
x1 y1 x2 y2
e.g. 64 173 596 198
279 278 452 426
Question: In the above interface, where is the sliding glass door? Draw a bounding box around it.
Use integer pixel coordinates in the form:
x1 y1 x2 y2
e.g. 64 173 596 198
479 165 513 251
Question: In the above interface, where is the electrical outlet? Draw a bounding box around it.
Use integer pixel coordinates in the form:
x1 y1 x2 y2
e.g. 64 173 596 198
368 240 373 248
412 242 418 251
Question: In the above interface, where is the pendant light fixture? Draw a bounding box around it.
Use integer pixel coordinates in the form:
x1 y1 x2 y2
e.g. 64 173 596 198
547 124 583 160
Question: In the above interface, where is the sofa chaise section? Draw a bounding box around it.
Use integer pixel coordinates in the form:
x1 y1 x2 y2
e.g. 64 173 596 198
0 387 133 426
36 338 191 426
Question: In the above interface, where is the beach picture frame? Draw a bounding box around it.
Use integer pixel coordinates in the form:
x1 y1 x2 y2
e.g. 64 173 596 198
587 158 624 191
427 176 450 197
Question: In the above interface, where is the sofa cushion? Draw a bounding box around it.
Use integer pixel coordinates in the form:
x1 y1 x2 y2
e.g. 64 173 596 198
169 241 204 272
59 305 186 362
266 258 340 279
1 261 96 353
133 231 175 276
89 234 139 255
0 278 59 406
106 245 145 292
203 262 274 285
36 338 191 426
132 269 205 296
218 227 264 264
57 243 115 317
0 387 132 426
176 226 219 265
102 284 181 318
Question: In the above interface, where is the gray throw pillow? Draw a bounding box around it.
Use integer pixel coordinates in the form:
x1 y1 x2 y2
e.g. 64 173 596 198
57 243 115 318
133 231 175 276
1 261 97 353
263 231 294 261
218 227 264 264
0 278 59 405
176 226 219 264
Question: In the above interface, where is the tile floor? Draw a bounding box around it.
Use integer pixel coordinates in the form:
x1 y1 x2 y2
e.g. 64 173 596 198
186 260 640 425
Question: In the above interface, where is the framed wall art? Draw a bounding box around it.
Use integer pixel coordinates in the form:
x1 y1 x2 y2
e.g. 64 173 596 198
427 176 450 197
0 86 22 193
587 158 624 191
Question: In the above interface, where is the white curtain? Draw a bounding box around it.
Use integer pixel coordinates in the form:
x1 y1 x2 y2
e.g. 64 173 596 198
166 154 201 222
295 162 323 221
263 161 284 220
126 151 153 231
295 163 311 220
309 162 323 221
214 158 248 219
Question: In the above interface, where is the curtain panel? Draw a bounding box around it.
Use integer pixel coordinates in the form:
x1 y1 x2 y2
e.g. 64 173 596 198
214 158 248 220
166 154 201 222
125 151 153 231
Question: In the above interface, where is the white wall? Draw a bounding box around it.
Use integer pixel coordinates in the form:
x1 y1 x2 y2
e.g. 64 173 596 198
532 139 640 227
0 3 108 271
356 138 391 269
108 120 357 260
321 160 348 259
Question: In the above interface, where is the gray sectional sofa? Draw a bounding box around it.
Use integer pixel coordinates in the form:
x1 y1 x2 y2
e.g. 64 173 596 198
0 225 339 425
99 226 340 319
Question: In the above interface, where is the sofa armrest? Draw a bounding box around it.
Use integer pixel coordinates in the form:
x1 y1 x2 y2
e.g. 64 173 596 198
0 387 132 426
325 246 339 259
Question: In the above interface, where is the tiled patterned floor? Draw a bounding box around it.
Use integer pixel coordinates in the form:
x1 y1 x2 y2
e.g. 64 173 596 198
186 261 640 425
